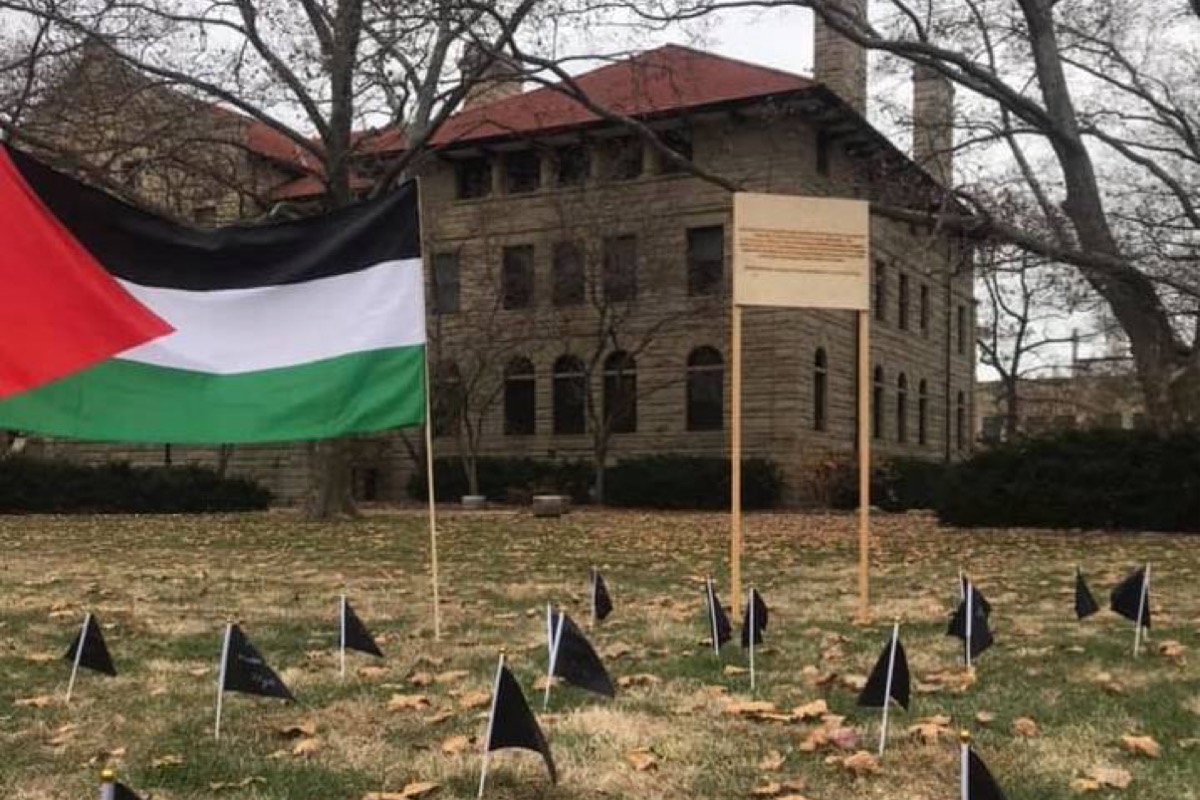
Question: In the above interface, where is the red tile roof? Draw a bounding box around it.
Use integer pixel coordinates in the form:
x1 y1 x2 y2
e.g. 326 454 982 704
362 44 815 152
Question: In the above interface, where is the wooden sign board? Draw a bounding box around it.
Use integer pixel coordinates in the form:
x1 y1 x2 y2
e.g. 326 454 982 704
732 193 870 310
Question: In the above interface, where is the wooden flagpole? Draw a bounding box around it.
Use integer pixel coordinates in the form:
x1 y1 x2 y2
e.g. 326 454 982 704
857 310 871 620
730 304 744 618
414 175 441 642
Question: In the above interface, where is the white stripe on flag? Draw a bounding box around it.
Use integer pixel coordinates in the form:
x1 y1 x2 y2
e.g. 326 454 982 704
118 258 425 374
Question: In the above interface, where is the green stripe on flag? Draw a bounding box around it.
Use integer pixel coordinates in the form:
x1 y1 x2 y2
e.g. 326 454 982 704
0 345 425 444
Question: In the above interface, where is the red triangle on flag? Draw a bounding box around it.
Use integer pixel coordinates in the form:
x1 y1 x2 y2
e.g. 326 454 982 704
0 147 172 399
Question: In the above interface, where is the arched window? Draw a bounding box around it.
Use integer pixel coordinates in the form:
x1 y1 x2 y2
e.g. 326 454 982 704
432 361 463 438
686 347 724 431
603 351 637 434
956 390 966 451
896 373 909 443
918 379 929 446
813 348 828 432
503 357 536 436
552 355 586 435
872 366 885 440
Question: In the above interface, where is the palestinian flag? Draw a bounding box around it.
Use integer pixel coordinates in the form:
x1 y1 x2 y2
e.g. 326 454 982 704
0 145 424 443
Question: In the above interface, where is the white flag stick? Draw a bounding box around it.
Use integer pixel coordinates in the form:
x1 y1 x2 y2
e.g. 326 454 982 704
65 612 90 704
590 568 598 629
1133 563 1150 658
960 733 970 800
214 622 232 741
747 588 756 691
878 622 900 757
339 594 347 680
543 609 565 710
478 650 506 800
706 578 721 661
964 582 974 672
99 769 116 800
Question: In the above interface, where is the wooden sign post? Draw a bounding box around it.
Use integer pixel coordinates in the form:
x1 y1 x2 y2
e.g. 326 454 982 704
731 193 872 618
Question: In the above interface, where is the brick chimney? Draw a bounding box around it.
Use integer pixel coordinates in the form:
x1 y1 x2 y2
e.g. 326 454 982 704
459 44 523 110
912 64 955 185
813 0 868 115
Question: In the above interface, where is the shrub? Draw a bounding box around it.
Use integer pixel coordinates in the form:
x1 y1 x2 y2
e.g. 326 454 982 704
604 456 783 510
0 457 271 514
824 457 946 512
408 458 593 504
937 429 1200 532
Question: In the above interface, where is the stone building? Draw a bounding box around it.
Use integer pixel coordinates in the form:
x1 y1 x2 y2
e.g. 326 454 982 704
976 372 1146 444
17 19 976 504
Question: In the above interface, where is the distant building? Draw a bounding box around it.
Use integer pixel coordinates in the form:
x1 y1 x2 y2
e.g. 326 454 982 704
21 2 977 504
976 372 1146 443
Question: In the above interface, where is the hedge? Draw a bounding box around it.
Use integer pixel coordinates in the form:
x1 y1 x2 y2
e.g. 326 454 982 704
827 457 948 512
0 457 271 514
407 457 593 504
937 429 1200 532
604 456 783 510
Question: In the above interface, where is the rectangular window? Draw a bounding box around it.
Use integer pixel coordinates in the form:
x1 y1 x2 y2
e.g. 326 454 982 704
956 304 967 355
898 273 910 331
432 252 460 314
455 157 491 199
687 226 724 296
874 261 887 322
659 129 693 174
919 284 930 335
504 150 540 194
556 144 590 187
603 235 638 303
502 245 535 309
816 131 830 176
552 242 585 307
602 137 642 181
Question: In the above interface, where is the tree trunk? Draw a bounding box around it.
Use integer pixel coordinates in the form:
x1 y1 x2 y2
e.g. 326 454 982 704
593 445 608 505
1003 380 1020 441
464 453 480 496
216 444 234 478
304 439 359 519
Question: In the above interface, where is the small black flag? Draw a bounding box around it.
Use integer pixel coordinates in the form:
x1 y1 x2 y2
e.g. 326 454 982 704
740 588 768 648
966 749 1009 800
550 611 615 698
102 780 143 800
486 664 557 785
858 628 910 711
64 612 116 677
592 568 613 623
1110 566 1150 628
947 589 993 660
960 575 993 618
705 579 732 652
221 624 294 701
341 597 383 657
1075 569 1100 620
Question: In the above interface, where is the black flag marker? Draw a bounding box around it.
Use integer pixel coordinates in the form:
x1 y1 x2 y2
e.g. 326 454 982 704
64 612 116 702
1074 568 1100 620
340 595 384 675
99 769 143 800
591 568 613 624
1110 564 1151 656
959 574 993 618
960 732 1009 800
947 581 993 666
704 577 732 658
546 609 615 701
740 588 768 649
479 653 556 798
858 623 911 756
215 623 293 740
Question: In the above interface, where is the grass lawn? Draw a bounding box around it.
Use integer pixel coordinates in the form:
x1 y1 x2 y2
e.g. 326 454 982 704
1 509 1197 800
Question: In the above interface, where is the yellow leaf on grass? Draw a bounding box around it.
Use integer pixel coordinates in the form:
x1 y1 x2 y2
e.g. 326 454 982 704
617 674 661 688
758 750 786 771
435 670 470 685
626 748 658 771
457 691 490 710
726 701 778 717
15 695 55 708
441 735 473 755
841 750 881 775
724 665 749 676
750 781 781 796
277 721 318 738
292 737 322 758
791 700 828 721
150 754 185 768
388 694 431 712
1012 717 1039 737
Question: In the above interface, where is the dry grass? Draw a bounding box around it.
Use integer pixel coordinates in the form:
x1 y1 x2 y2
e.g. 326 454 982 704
1 509 1197 800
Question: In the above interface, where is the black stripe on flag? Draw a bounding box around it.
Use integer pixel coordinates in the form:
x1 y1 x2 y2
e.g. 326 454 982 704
740 588 768 648
342 598 384 657
64 613 116 676
967 749 1009 800
221 624 294 701
706 580 732 650
6 145 419 291
487 665 557 784
592 569 613 623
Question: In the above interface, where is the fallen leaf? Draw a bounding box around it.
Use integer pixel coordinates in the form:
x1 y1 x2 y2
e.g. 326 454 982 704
458 691 490 710
424 710 455 725
841 750 881 775
975 711 996 726
388 694 431 712
626 748 658 771
1090 767 1132 789
1120 735 1160 759
1157 641 1186 660
758 750 786 771
277 721 318 738
358 665 389 679
150 754 185 768
724 665 749 676
1012 717 1039 737
292 737 322 758
435 670 469 684
750 781 781 797
441 735 473 755
726 700 778 718
617 673 661 688
408 672 434 687
791 699 828 721
398 782 441 798
15 695 55 708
